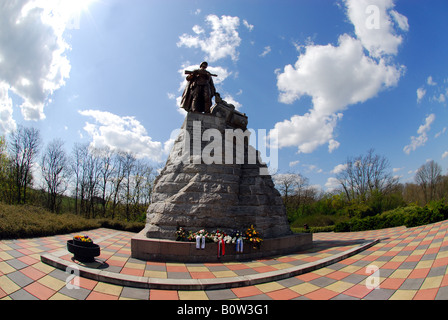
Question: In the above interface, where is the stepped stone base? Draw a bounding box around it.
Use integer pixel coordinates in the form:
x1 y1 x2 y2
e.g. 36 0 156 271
131 228 312 263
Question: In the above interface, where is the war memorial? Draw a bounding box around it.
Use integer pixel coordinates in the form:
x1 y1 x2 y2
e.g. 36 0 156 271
131 62 312 262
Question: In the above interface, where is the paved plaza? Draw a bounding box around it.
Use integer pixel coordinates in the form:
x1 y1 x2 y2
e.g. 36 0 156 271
1 219 448 300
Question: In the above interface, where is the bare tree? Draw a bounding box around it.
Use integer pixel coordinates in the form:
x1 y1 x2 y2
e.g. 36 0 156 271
41 139 69 212
93 147 115 217
71 143 89 214
273 172 309 209
337 149 398 203
8 126 41 204
415 160 442 204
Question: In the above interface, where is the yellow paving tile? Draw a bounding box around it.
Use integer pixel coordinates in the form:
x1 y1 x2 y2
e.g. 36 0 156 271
313 268 335 276
272 263 294 270
415 260 434 269
389 290 417 300
212 270 238 278
38 275 66 291
289 283 320 295
32 261 56 274
0 262 15 274
187 266 209 272
0 244 12 251
255 282 285 293
178 290 209 300
436 251 448 259
144 270 167 278
49 292 76 300
390 255 407 262
420 276 443 290
245 262 266 268
339 265 362 274
0 275 20 295
389 269 413 279
412 249 426 256
93 282 123 297
124 262 146 270
0 252 14 261
325 281 354 293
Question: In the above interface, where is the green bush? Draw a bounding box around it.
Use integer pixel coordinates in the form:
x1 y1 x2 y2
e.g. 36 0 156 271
334 200 448 232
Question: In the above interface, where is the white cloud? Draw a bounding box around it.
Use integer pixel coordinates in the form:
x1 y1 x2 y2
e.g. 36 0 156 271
0 82 15 134
271 0 407 155
427 76 437 86
274 34 403 153
332 163 348 174
442 151 448 159
0 0 73 131
79 109 168 162
435 127 446 138
403 114 436 155
243 20 254 32
434 93 446 104
259 46 271 57
177 15 241 62
344 0 408 57
325 177 340 192
270 112 342 153
289 160 300 167
417 87 426 103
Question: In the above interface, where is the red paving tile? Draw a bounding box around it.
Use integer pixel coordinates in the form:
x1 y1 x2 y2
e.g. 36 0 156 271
226 264 249 271
17 256 39 265
190 272 216 279
266 288 300 300
20 266 46 281
231 286 264 298
121 268 144 277
24 282 56 300
343 284 374 299
414 288 439 300
305 288 339 300
297 272 321 282
409 268 430 279
253 266 278 273
381 278 405 290
327 271 351 280
77 277 98 290
150 289 179 300
166 265 188 273
86 291 119 300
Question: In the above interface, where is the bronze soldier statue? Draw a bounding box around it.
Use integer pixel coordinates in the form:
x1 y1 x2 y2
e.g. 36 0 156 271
181 62 217 114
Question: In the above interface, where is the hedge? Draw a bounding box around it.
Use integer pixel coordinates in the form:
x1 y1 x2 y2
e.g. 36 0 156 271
334 201 448 232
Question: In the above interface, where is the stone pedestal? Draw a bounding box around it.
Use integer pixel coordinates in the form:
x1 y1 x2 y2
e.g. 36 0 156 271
131 100 312 261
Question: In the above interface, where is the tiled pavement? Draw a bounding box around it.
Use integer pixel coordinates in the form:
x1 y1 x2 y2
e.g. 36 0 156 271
1 220 448 300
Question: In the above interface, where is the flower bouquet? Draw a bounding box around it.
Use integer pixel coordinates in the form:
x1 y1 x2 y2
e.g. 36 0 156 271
73 235 94 247
245 225 263 249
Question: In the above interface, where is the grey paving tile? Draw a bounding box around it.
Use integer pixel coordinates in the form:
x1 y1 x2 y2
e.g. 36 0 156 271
120 287 150 300
206 289 238 300
6 271 34 287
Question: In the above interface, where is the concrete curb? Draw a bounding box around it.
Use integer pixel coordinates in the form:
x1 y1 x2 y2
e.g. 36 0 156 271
41 239 379 291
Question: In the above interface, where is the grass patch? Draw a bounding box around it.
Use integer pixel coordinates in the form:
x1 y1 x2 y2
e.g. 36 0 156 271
0 203 145 240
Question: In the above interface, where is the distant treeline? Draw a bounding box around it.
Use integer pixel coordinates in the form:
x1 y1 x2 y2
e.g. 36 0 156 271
0 125 158 222
274 149 448 229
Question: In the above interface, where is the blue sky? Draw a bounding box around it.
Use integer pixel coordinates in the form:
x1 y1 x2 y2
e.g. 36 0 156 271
1 0 447 192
